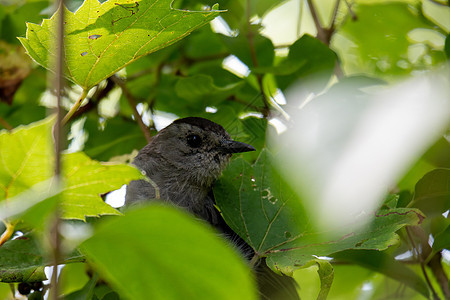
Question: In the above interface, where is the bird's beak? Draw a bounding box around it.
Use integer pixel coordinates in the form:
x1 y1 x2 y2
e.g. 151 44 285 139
219 140 256 154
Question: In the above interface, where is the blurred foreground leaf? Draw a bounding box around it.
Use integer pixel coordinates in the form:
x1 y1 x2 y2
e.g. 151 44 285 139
0 117 53 201
60 152 142 220
18 0 220 89
214 150 425 274
81 205 257 300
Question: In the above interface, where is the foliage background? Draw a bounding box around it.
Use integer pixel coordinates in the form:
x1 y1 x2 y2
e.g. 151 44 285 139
0 0 449 299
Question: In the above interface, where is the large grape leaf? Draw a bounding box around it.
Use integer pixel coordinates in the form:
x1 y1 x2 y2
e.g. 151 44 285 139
60 151 142 219
0 116 143 221
214 150 425 275
0 117 54 201
81 205 257 300
18 0 221 89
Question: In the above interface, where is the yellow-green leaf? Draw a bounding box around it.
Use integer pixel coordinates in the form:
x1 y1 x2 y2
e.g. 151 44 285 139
0 116 143 222
18 0 221 89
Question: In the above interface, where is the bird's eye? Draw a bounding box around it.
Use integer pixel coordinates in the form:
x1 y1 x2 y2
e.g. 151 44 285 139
186 134 202 148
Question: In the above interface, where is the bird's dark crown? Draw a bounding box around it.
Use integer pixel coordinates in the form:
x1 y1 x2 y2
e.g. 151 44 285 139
173 117 228 137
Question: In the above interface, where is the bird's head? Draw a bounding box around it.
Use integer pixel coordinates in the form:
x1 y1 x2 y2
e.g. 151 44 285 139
145 117 255 186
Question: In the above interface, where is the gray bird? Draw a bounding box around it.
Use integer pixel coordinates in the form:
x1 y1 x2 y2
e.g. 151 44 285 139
125 117 299 300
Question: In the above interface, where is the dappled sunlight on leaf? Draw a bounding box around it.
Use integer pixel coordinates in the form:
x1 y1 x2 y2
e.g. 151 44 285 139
18 0 221 89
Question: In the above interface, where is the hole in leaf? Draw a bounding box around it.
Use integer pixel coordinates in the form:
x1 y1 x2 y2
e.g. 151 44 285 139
89 34 102 40
261 189 269 197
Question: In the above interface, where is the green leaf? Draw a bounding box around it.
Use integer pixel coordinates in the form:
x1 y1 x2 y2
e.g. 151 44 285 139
0 232 85 283
18 0 221 89
60 151 143 220
1 179 60 230
0 233 47 283
175 74 243 103
83 116 147 162
0 117 54 202
445 34 450 59
0 116 144 222
300 259 334 300
65 273 98 300
154 73 206 115
184 26 227 59
274 34 336 90
222 32 274 69
214 149 425 274
59 263 90 296
336 2 445 78
316 260 333 300
0 1 49 44
412 168 450 217
423 137 450 168
432 225 450 253
81 205 257 300
332 250 429 297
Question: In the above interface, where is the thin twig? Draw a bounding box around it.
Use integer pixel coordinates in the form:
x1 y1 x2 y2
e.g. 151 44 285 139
296 0 303 38
406 227 439 300
249 253 259 267
62 88 88 125
0 116 13 131
111 75 151 143
71 77 115 120
329 0 341 32
429 252 450 298
246 0 270 117
50 0 65 298
227 95 261 111
343 0 357 21
306 0 328 44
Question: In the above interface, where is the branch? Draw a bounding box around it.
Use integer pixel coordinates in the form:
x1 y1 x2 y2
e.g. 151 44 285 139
246 0 270 117
50 0 65 298
306 0 329 44
329 0 341 32
227 95 261 111
429 252 450 298
111 75 152 143
406 227 440 300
